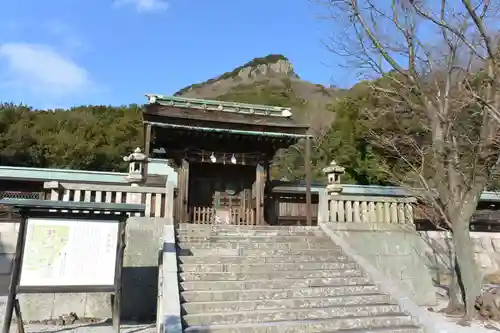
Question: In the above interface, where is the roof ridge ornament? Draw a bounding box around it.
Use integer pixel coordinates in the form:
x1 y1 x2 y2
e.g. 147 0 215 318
148 95 157 104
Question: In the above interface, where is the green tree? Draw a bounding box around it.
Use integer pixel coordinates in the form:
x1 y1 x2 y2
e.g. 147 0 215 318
0 103 143 171
319 96 390 185
320 0 500 320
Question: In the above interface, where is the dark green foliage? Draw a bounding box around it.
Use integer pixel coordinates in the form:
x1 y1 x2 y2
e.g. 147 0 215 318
269 95 393 185
0 103 143 172
319 98 391 185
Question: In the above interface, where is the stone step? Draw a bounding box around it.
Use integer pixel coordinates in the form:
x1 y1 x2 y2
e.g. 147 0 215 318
177 225 318 232
178 254 352 265
178 247 345 257
185 314 412 333
181 276 372 291
180 268 364 281
178 241 335 250
185 321 422 333
180 261 357 273
183 304 403 325
181 285 381 302
176 235 332 243
182 293 395 314
176 228 324 237
178 231 326 237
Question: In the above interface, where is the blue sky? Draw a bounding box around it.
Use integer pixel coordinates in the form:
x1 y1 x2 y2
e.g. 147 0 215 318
0 0 344 109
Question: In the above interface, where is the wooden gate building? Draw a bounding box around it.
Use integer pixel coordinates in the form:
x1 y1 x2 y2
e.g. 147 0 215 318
142 95 313 225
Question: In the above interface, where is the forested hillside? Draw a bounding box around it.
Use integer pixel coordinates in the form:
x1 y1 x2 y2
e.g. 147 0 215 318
0 104 143 172
0 86 392 186
0 55 421 185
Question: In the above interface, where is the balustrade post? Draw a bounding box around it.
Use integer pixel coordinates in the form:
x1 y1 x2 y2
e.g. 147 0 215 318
317 188 328 223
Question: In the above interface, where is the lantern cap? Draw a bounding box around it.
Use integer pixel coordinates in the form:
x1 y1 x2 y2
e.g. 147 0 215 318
123 147 149 163
322 160 345 174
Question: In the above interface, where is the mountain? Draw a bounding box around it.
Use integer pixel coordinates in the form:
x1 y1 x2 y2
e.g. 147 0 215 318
174 54 343 134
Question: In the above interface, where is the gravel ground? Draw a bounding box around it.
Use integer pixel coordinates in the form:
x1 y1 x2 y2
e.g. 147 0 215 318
14 323 156 333
1 296 156 333
425 289 500 333
424 307 500 333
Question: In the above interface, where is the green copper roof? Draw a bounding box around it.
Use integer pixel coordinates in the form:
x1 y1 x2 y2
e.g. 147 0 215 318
145 94 293 118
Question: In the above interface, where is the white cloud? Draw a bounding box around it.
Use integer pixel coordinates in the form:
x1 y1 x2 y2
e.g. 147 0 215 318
44 21 85 51
0 43 92 98
114 0 168 13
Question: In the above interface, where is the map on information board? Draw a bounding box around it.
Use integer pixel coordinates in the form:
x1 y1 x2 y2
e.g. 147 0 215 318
20 217 119 287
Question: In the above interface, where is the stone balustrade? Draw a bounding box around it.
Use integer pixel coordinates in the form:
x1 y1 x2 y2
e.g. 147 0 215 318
319 160 416 224
325 194 415 224
44 181 174 218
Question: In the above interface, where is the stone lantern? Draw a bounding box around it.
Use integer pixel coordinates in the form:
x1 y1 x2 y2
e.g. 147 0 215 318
123 147 149 186
323 160 345 194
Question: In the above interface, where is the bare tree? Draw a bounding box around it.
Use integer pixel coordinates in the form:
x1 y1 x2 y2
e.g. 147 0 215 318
317 0 500 322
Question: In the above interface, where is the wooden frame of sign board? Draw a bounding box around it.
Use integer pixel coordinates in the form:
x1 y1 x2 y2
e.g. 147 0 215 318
0 199 145 333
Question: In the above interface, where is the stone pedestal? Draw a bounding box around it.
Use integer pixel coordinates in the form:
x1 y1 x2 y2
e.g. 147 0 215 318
214 209 231 225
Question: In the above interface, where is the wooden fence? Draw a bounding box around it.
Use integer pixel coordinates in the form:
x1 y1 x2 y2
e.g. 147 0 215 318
192 207 214 224
191 206 255 225
44 181 174 218
273 193 319 226
230 208 255 225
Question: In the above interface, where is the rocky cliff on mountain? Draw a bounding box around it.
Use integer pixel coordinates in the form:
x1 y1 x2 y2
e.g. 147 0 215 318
175 54 343 134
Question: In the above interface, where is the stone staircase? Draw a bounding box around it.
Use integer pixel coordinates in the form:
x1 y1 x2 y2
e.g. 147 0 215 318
176 224 423 333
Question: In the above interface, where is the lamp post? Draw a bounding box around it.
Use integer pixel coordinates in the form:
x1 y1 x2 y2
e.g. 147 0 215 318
323 160 345 195
124 147 149 186
123 148 150 204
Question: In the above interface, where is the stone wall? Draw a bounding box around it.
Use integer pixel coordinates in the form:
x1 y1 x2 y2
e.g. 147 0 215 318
0 216 165 321
321 222 500 307
419 230 500 285
322 222 437 306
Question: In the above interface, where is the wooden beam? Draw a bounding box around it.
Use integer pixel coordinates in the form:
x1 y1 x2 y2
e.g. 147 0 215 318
176 165 183 223
181 159 190 223
305 136 312 226
144 123 152 156
2 214 28 333
151 130 294 153
112 219 126 333
144 123 152 176
256 164 264 225
264 160 271 183
157 149 269 166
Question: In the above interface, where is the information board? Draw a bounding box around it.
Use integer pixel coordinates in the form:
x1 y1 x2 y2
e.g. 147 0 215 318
19 217 119 287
